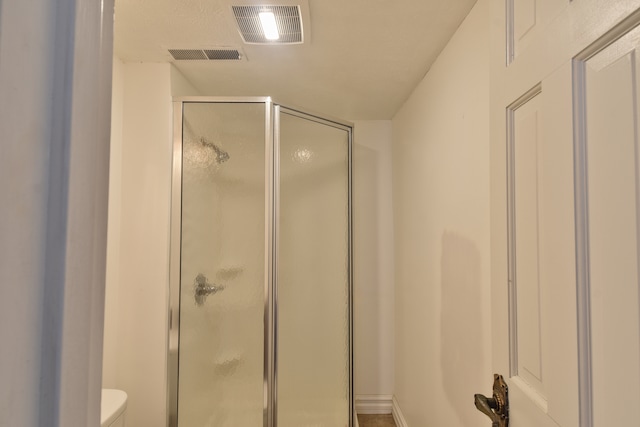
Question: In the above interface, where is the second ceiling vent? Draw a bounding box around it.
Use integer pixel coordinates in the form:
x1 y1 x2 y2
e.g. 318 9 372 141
232 5 304 44
168 49 243 61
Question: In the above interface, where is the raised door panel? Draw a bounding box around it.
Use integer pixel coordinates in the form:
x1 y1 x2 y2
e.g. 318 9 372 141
508 0 568 63
512 95 545 399
581 26 640 427
506 64 579 427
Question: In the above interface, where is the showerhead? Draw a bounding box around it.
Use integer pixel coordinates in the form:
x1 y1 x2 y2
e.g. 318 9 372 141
200 137 230 163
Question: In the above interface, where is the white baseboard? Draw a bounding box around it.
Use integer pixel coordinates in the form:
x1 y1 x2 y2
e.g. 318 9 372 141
355 394 408 426
355 394 393 414
391 396 408 427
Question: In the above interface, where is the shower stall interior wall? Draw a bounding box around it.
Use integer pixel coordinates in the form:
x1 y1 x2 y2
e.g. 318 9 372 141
168 98 353 427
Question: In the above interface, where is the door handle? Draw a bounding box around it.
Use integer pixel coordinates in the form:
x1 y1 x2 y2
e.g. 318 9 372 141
194 273 225 306
474 374 509 427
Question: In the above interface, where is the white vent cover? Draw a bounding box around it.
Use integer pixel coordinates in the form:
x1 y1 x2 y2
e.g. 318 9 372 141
168 49 243 61
232 5 303 44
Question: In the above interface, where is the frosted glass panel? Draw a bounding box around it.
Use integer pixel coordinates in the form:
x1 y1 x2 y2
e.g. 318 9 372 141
178 103 265 426
277 112 350 427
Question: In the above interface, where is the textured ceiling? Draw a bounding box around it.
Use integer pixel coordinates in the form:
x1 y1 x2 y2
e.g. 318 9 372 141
114 0 478 120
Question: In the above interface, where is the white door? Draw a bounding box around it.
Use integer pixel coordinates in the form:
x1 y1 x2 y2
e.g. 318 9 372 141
489 1 640 426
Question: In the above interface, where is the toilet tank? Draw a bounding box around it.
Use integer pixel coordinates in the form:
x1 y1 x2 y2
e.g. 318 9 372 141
101 389 127 427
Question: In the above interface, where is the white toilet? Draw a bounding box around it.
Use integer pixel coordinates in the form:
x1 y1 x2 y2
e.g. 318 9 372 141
101 389 128 427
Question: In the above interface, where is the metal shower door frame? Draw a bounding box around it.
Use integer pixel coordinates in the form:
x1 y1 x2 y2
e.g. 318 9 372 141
167 97 353 427
272 104 354 427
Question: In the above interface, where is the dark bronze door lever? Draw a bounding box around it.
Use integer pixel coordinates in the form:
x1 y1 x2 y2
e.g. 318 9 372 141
474 374 509 427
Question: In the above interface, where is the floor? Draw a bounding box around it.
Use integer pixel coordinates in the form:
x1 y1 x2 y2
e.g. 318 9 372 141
357 414 397 427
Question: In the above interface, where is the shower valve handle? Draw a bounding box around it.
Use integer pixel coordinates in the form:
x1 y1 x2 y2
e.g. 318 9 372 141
194 273 225 306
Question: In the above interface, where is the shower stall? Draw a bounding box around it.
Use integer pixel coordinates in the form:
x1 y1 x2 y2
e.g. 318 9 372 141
168 98 353 427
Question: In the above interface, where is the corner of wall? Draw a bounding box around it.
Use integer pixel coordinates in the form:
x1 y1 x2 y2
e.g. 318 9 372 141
170 64 202 96
105 61 173 427
391 396 409 427
353 120 395 398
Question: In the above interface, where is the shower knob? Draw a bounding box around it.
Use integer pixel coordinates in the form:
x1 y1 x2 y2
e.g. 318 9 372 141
194 273 225 306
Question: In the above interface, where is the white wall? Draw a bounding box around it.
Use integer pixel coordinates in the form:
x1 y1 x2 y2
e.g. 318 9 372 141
102 62 173 427
102 66 194 396
353 121 396 406
391 0 492 425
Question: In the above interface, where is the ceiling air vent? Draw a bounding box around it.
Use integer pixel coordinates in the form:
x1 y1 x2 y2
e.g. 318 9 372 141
204 49 242 60
169 49 242 61
232 5 303 44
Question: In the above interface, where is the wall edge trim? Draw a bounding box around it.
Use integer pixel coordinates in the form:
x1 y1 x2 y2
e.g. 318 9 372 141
392 395 409 427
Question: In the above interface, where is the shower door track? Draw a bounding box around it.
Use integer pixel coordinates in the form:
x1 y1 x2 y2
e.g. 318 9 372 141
167 97 354 427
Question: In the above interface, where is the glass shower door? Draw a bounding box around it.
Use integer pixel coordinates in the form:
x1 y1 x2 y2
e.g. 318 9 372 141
170 99 353 427
276 108 352 427
176 102 267 426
